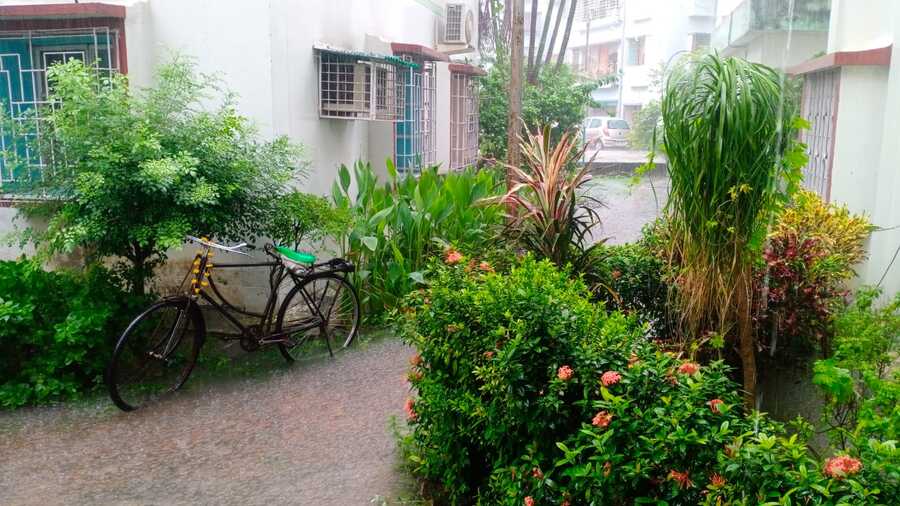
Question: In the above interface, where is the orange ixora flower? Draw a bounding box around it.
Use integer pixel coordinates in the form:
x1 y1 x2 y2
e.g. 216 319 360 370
478 261 494 273
824 455 862 480
708 398 725 414
557 365 574 381
601 371 622 387
531 467 543 479
709 473 726 488
404 397 417 421
592 411 613 428
524 496 535 506
483 350 495 359
409 354 423 367
667 470 694 489
678 362 700 375
445 248 464 265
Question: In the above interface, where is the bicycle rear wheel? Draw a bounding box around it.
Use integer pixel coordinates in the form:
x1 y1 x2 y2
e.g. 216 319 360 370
106 298 204 411
276 273 360 362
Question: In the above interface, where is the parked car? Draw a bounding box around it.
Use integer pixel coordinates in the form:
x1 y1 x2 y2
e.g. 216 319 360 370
583 116 630 149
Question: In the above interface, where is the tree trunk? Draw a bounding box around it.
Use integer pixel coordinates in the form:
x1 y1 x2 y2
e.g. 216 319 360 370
526 0 538 71
735 263 758 409
555 0 578 70
543 0 566 66
529 0 555 84
507 0 525 175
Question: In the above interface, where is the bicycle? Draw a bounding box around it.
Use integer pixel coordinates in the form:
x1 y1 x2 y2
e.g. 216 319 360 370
105 236 361 411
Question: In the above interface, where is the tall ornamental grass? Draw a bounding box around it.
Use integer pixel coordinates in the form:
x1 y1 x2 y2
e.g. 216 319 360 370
659 53 806 405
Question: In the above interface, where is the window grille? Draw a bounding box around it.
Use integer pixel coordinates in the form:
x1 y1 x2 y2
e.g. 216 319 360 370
799 68 839 200
316 46 412 121
396 60 436 173
0 27 119 190
450 72 478 170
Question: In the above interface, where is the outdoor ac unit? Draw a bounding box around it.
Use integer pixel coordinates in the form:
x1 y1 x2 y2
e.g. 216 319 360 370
441 3 474 45
320 62 371 117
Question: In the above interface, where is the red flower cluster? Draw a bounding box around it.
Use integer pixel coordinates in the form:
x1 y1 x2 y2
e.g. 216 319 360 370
524 496 535 506
709 473 726 488
601 370 622 387
531 467 543 479
667 470 694 489
678 362 700 375
708 398 724 414
592 411 613 428
824 455 862 479
557 365 574 381
410 354 423 367
404 397 417 421
445 248 464 265
478 261 494 273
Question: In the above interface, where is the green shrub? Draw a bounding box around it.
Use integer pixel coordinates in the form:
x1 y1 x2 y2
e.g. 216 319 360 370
0 260 144 408
331 161 503 317
266 191 350 251
628 99 661 150
399 256 893 504
588 241 670 338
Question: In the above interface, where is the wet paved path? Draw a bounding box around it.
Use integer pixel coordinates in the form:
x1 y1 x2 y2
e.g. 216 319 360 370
0 337 414 505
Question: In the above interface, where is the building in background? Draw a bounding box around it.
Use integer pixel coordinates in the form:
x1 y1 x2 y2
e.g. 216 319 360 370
560 0 716 123
787 0 900 295
0 0 482 205
712 0 831 69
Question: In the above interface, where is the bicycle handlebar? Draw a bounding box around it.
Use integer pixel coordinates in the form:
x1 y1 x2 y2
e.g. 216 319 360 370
185 235 252 256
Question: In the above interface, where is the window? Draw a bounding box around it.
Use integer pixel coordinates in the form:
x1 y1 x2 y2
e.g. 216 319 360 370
316 46 408 121
450 72 478 170
0 27 121 190
395 60 436 173
691 33 711 50
626 36 645 66
798 68 840 200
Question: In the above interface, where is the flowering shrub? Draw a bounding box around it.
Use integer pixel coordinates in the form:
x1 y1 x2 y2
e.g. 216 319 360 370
398 257 643 502
755 190 872 358
398 256 894 504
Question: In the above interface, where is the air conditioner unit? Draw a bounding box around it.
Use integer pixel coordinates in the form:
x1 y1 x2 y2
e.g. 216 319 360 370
320 61 372 118
441 3 474 45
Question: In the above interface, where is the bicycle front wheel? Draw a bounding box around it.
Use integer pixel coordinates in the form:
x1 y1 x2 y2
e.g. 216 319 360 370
276 273 360 362
105 298 204 411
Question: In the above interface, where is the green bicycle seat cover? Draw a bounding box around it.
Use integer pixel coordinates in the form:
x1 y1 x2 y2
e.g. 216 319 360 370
275 245 316 265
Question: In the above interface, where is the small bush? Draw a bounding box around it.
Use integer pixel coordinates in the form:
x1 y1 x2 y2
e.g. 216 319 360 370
0 260 144 408
756 190 872 358
588 241 670 337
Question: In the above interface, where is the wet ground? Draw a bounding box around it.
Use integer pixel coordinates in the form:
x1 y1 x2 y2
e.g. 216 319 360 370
587 162 670 245
0 335 416 506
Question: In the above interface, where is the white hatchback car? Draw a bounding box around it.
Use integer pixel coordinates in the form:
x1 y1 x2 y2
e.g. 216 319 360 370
583 116 630 149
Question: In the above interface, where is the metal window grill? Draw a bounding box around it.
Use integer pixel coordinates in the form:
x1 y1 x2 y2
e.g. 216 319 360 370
449 72 478 171
799 68 839 201
0 27 119 189
445 4 464 42
316 47 410 121
395 59 436 173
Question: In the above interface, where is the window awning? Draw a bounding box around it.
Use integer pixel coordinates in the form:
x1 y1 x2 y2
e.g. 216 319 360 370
0 2 125 20
448 63 487 76
313 43 420 70
788 45 892 75
391 42 449 62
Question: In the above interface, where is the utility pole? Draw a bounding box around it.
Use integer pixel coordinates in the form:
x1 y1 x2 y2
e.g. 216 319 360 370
507 0 525 176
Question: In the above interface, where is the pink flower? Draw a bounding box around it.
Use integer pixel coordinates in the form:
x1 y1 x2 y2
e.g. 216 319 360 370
557 365 574 381
678 362 700 375
668 470 694 489
445 248 464 265
404 398 417 421
478 261 494 272
601 371 622 387
484 350 495 359
524 497 535 506
708 399 724 414
592 411 613 428
709 473 726 488
824 455 862 479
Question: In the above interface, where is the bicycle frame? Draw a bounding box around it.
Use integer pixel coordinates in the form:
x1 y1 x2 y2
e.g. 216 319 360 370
184 250 328 347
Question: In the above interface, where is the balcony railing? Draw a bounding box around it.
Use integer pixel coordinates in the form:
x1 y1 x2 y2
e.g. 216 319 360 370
713 0 830 49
